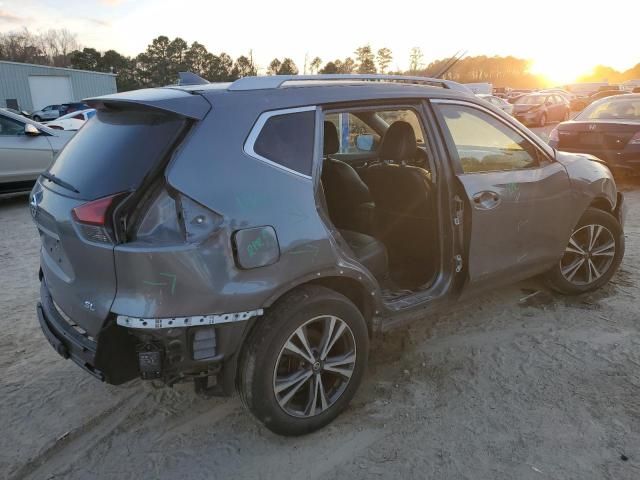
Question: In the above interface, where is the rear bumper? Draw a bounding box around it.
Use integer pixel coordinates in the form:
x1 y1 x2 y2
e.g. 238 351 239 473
37 280 104 381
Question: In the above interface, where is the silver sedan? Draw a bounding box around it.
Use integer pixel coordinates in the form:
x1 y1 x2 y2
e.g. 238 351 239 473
0 109 73 196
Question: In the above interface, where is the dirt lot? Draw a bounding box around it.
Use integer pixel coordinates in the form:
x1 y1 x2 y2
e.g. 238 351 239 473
2 181 640 480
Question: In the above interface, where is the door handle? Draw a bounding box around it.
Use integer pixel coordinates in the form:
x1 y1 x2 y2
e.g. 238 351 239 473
472 191 501 210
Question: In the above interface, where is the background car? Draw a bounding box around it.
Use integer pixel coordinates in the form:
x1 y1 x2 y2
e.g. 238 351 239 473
30 104 65 122
61 102 91 114
539 88 576 102
549 94 640 176
570 90 628 111
513 93 570 126
0 109 73 196
44 108 96 131
476 94 514 114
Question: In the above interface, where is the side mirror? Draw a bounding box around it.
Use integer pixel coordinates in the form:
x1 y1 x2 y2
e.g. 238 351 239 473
24 124 40 136
355 134 375 152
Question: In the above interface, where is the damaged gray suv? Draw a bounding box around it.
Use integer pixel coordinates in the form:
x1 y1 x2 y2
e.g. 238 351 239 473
32 74 625 435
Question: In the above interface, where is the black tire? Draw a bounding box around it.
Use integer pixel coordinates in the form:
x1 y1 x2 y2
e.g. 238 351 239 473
33 115 41 122
546 207 624 295
538 112 547 127
237 285 369 436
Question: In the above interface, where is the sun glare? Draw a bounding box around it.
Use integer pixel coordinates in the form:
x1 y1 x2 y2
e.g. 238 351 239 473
528 58 591 87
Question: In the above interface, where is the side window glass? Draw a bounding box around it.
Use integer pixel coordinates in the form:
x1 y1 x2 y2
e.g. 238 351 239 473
437 104 540 173
252 110 315 176
0 116 24 136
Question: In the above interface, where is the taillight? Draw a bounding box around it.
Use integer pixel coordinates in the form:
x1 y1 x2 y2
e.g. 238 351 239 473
549 128 559 142
72 192 126 243
628 132 640 145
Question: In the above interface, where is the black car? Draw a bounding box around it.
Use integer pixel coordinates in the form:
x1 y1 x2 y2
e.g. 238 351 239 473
513 93 570 127
571 90 627 111
550 94 640 175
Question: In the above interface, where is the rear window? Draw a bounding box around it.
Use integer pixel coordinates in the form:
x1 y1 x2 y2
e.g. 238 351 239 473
48 110 186 200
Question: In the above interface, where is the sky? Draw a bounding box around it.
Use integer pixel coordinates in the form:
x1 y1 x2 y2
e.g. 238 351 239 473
0 0 638 84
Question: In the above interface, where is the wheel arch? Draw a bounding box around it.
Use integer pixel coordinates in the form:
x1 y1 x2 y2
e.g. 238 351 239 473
589 195 615 214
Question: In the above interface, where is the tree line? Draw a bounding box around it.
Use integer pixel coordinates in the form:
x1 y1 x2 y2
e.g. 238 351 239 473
1 28 638 91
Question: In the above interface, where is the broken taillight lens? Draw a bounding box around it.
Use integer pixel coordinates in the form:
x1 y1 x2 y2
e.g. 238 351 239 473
72 192 127 243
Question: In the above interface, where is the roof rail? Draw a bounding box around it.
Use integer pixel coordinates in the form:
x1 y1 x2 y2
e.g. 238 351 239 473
227 74 474 94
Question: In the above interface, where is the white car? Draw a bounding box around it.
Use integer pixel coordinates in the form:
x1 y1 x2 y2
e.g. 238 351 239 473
44 109 96 131
476 94 514 115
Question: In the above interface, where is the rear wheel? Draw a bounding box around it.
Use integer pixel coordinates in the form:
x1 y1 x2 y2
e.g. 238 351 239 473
237 285 369 436
546 208 624 294
563 109 570 121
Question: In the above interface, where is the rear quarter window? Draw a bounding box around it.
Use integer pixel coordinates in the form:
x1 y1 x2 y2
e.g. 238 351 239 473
250 109 315 176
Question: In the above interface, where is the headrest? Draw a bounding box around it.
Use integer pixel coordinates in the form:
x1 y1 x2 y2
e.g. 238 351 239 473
379 121 417 162
323 121 339 155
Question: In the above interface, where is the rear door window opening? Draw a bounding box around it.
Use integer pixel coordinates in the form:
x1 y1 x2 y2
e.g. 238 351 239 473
319 104 442 301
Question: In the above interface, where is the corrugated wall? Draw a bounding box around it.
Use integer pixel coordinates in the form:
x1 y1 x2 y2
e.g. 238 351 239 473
0 61 117 111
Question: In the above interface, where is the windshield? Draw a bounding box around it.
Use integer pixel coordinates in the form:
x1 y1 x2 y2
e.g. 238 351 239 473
577 98 640 121
517 95 545 105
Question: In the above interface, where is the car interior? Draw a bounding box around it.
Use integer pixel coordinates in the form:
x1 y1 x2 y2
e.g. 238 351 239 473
319 108 438 300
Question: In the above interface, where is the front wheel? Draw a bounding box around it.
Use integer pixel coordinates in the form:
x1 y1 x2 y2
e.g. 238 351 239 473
237 285 369 436
546 208 624 295
33 115 41 122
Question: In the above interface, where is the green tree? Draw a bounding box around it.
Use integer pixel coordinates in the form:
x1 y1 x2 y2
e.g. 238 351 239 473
310 56 322 74
376 47 392 74
355 45 376 74
319 61 337 74
232 55 257 78
339 57 355 74
136 36 190 86
409 47 423 73
278 58 298 75
184 41 214 77
69 47 101 71
208 52 234 81
268 58 281 75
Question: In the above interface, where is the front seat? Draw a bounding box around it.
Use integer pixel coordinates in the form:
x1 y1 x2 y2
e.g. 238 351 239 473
364 121 436 285
321 121 375 234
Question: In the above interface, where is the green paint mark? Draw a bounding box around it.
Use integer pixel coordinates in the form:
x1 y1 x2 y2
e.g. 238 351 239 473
143 272 177 295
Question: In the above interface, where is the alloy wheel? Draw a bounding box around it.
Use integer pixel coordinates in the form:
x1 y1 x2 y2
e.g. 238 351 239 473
273 315 356 418
560 224 616 285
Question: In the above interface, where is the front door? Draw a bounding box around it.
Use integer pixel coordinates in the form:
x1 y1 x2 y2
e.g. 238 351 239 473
433 101 575 291
0 114 54 183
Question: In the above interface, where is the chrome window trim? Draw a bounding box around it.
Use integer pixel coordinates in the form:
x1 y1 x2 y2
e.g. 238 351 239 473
244 105 317 180
431 98 555 162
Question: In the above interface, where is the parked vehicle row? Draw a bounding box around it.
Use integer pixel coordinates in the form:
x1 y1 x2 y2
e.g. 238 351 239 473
30 73 625 436
550 94 640 176
43 109 96 131
21 102 90 122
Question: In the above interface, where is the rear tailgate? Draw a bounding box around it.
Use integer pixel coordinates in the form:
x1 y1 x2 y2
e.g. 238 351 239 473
34 87 210 338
